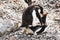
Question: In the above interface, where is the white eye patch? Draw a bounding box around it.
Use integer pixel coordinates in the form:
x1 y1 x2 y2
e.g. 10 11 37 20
38 9 43 17
38 9 41 13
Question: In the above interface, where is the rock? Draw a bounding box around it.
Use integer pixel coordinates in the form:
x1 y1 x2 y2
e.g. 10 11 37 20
9 36 16 40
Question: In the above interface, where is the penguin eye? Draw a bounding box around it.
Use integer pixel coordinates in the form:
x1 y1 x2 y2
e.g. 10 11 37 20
38 9 41 13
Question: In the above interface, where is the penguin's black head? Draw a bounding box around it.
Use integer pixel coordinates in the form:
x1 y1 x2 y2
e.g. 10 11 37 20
24 0 32 5
24 0 36 5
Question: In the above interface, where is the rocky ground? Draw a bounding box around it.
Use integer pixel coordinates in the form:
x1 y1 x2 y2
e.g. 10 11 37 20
0 30 58 40
0 0 60 40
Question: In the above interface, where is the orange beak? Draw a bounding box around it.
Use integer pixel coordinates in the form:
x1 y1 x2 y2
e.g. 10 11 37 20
42 12 48 16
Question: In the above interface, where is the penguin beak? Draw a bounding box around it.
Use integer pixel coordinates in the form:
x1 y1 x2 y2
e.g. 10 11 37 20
42 12 48 16
40 12 48 17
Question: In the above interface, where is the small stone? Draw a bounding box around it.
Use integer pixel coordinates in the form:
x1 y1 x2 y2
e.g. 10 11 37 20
9 36 16 40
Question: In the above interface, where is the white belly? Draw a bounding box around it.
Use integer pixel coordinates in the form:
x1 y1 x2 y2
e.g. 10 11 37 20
32 10 40 26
